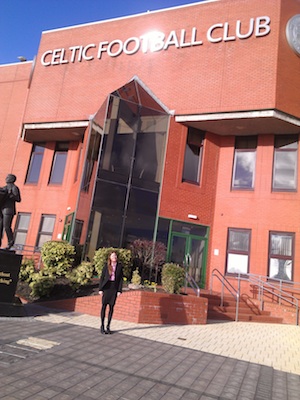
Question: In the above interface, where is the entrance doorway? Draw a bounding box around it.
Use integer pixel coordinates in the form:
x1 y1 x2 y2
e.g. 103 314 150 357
169 232 207 287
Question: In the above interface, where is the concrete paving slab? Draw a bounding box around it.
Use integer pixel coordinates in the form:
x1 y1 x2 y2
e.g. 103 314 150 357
0 306 299 399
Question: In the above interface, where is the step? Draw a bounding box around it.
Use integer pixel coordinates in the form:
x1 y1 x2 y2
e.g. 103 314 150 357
203 293 284 324
208 304 271 316
208 310 283 324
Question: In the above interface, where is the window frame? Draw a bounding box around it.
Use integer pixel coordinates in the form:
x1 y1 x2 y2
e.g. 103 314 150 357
226 228 251 275
13 212 31 248
36 214 56 249
25 143 45 184
48 142 69 185
231 136 257 190
268 231 294 282
272 135 298 192
182 127 205 185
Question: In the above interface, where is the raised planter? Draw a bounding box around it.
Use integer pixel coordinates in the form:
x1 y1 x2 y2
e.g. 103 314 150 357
39 290 208 325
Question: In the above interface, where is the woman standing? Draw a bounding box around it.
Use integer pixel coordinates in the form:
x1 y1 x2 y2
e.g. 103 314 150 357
99 252 123 334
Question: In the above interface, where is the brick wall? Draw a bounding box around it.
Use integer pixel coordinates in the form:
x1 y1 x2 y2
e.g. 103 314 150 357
40 290 208 325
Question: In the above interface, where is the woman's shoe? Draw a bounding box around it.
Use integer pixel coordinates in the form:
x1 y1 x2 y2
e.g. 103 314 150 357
100 327 107 334
106 327 112 334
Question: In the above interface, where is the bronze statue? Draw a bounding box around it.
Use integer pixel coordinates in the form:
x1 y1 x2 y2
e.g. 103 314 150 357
0 174 21 250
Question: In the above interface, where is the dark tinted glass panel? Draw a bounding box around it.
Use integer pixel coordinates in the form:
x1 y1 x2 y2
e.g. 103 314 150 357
26 144 45 183
125 188 158 243
172 221 208 237
82 128 102 192
99 97 136 179
235 136 257 149
86 78 169 253
92 181 126 248
156 218 171 248
182 128 204 184
111 79 167 113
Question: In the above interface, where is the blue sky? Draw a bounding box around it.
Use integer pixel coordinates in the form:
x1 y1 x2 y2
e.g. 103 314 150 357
0 0 205 65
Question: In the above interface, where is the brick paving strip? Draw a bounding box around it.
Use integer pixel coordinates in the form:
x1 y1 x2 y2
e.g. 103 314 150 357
0 312 299 399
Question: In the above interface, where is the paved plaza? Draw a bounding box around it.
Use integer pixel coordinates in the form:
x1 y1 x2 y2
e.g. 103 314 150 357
0 304 299 399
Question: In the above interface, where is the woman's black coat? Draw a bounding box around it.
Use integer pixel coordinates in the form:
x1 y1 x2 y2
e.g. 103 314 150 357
99 262 123 293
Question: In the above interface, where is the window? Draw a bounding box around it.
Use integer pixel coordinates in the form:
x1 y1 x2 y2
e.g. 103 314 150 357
226 228 251 274
232 136 257 189
272 135 298 191
269 232 294 281
49 142 69 184
182 127 204 184
36 214 56 249
14 213 31 247
26 143 45 183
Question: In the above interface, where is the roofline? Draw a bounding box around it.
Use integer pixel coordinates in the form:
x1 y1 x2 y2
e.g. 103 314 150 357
0 60 33 67
42 0 219 35
175 109 300 127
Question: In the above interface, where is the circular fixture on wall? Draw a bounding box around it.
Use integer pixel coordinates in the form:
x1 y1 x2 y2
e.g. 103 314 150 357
286 14 300 57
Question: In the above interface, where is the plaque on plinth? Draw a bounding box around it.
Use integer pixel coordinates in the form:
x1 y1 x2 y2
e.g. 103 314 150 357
0 249 24 316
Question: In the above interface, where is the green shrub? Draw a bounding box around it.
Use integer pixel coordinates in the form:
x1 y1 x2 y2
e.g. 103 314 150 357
93 247 132 279
131 268 141 286
67 261 94 290
29 272 56 298
161 263 185 294
41 240 75 277
19 258 36 282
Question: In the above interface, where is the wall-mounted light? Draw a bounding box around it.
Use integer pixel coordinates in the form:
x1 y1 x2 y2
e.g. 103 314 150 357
188 214 198 220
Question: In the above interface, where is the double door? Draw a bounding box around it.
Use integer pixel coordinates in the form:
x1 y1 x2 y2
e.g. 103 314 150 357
169 233 207 287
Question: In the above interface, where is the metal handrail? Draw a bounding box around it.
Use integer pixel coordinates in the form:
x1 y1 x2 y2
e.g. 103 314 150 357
210 269 240 321
185 273 200 297
239 272 300 298
14 244 43 269
235 273 299 325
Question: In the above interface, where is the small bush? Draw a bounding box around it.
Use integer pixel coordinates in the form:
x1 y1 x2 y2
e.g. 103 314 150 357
67 261 94 290
161 263 185 294
93 247 132 279
131 269 141 286
19 258 36 283
29 272 56 298
41 240 75 277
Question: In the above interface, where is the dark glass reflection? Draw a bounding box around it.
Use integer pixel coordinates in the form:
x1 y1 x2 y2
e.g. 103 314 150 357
85 78 169 253
156 218 171 248
172 220 208 237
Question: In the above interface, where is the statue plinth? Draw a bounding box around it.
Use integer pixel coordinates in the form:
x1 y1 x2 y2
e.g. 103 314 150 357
0 249 24 316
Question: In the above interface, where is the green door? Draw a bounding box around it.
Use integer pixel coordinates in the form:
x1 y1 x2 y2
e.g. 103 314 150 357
169 233 207 287
62 213 74 241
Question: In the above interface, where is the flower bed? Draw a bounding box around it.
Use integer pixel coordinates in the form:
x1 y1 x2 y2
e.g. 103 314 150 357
39 289 208 325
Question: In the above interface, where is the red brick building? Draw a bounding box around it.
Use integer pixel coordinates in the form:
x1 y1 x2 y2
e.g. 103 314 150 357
1 0 300 291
